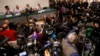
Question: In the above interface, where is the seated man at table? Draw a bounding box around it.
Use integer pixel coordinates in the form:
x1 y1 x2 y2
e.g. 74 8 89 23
14 5 22 15
4 5 14 15
37 3 42 10
26 4 33 13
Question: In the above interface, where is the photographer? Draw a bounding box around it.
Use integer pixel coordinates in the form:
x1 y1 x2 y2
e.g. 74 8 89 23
92 21 100 56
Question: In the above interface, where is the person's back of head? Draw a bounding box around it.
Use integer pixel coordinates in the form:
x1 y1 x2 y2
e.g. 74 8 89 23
8 22 17 30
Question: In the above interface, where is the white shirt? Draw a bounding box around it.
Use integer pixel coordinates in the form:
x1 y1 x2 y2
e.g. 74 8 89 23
4 10 13 15
14 9 21 13
36 6 42 10
14 8 22 15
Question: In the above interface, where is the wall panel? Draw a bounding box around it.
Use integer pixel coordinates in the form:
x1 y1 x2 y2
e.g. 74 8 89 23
0 0 49 12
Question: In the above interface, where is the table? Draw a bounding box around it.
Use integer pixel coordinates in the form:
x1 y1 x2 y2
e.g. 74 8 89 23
0 8 56 25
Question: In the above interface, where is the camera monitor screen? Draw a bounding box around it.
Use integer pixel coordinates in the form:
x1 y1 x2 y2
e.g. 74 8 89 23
19 51 27 56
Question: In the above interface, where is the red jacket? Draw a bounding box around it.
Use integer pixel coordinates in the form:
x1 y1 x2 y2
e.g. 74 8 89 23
0 29 17 41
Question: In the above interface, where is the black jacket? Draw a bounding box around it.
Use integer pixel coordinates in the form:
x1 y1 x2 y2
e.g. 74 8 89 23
92 28 100 45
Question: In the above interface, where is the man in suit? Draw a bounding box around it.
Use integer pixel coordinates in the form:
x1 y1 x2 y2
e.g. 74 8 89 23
26 4 33 13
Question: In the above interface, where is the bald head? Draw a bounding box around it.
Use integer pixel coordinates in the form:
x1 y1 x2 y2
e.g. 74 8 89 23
2 24 9 30
67 32 78 43
2 24 8 28
4 20 9 24
16 5 19 9
29 19 34 23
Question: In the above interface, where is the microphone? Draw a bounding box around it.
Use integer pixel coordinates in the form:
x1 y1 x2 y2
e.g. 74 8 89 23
32 31 38 45
32 31 38 39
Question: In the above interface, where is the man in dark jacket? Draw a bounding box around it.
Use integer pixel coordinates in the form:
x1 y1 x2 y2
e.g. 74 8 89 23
93 22 100 56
